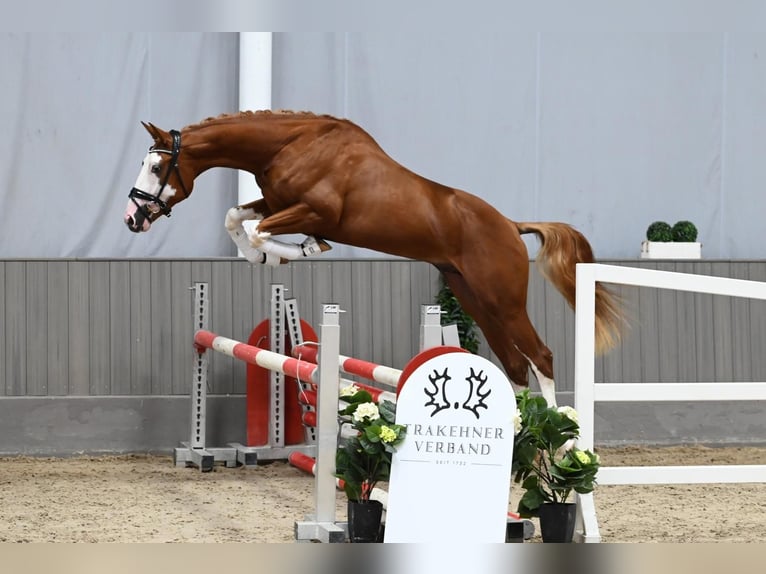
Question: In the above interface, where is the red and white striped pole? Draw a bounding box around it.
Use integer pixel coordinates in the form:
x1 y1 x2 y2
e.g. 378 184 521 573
194 330 318 383
291 343 402 390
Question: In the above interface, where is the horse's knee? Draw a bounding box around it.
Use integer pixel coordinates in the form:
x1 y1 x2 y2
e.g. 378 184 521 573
224 205 260 230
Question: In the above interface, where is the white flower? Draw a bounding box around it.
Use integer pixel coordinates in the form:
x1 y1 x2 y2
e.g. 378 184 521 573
512 408 523 435
339 384 360 398
557 405 579 424
353 402 380 422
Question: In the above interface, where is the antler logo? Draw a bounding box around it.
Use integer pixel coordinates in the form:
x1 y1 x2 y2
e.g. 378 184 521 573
423 366 492 419
424 367 452 416
462 367 491 419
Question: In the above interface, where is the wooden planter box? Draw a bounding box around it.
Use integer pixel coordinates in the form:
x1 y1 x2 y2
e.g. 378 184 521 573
640 241 702 259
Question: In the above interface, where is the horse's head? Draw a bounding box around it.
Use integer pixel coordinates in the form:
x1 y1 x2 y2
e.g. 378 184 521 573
124 122 193 233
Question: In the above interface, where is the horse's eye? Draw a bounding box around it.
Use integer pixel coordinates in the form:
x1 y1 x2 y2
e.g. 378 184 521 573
151 164 161 174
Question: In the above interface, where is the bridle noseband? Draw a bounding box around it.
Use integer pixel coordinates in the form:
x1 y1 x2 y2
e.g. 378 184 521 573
128 129 189 220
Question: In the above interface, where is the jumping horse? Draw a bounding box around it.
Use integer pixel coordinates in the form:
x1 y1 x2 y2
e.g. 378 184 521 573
124 110 623 407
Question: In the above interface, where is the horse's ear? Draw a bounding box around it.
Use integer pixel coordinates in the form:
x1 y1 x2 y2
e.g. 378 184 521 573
141 121 164 144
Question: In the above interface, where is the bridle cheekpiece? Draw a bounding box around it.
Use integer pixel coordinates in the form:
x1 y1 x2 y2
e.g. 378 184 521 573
128 129 189 220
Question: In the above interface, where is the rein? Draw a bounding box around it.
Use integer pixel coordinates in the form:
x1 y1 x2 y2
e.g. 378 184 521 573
128 129 189 220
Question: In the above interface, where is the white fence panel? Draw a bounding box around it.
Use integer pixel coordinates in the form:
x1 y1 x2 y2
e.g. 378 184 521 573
573 263 766 542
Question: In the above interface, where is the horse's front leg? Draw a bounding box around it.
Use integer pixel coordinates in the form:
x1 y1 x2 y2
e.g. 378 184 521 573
224 200 284 265
243 202 333 261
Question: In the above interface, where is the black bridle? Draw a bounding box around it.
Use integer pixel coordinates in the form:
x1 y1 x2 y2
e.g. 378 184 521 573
128 129 189 221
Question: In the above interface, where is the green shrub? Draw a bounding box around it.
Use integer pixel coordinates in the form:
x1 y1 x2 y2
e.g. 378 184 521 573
646 221 673 242
671 220 698 242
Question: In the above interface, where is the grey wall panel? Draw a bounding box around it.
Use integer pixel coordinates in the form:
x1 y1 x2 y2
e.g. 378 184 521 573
67 262 90 395
748 263 766 381
129 261 153 395
0 263 5 396
390 261 414 368
730 262 752 382
619 282 643 385
170 261 193 395
370 261 395 370
26 262 47 395
47 261 69 396
149 261 173 395
5 262 26 395
0 396 247 457
109 262 132 395
636 261 661 383
210 260 234 395
1 258 766 400
350 261 374 371
230 262 256 395
329 260 354 364
88 262 110 395
655 261 681 382
543 274 571 391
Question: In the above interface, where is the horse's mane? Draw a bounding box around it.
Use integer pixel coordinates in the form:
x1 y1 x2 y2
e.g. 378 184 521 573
185 110 336 130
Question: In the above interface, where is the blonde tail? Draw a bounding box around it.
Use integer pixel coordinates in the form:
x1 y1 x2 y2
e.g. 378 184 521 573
515 221 625 354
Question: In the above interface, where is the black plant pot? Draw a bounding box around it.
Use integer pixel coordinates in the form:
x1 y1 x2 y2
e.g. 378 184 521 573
347 500 383 543
538 502 577 543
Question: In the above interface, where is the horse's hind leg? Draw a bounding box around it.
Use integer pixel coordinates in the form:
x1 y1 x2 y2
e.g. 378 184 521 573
504 313 558 407
441 270 532 393
446 255 559 406
481 304 558 407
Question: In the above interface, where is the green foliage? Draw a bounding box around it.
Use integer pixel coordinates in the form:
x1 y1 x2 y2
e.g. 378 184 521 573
647 220 699 242
646 221 673 242
671 220 698 242
335 387 406 502
435 274 480 354
512 390 600 518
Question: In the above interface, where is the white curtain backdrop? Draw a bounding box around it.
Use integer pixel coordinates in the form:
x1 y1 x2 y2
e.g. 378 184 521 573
1 31 765 258
0 33 239 257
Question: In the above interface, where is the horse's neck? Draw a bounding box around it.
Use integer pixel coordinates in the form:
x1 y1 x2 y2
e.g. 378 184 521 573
185 119 291 176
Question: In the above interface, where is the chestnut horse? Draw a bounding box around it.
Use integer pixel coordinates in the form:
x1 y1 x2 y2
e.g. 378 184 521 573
124 110 623 406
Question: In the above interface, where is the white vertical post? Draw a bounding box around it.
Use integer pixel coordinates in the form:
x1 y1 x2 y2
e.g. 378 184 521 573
315 304 341 524
238 32 272 208
573 263 600 543
419 304 443 351
574 263 597 451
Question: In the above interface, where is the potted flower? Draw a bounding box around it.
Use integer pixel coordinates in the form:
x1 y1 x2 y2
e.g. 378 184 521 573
640 220 701 259
335 385 407 542
512 390 600 542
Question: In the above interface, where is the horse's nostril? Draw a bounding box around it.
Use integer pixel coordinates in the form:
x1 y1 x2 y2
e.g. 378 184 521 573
125 215 141 232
